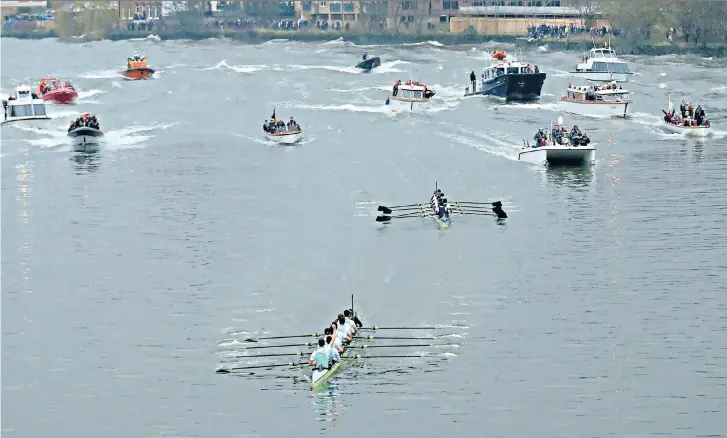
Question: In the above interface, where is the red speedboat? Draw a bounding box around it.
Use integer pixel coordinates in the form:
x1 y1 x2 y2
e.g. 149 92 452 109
38 78 78 104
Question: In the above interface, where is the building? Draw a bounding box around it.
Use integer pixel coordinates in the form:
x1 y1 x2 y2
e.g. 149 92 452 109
1 0 48 15
295 1 359 25
450 1 606 35
118 1 165 20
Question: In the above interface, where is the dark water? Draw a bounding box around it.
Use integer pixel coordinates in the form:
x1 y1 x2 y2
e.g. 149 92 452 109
2 37 726 437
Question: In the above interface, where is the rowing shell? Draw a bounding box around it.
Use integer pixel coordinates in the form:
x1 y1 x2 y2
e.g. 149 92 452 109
421 203 451 229
311 335 356 390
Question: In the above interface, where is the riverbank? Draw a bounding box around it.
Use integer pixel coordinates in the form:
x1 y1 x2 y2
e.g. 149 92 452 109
2 28 725 58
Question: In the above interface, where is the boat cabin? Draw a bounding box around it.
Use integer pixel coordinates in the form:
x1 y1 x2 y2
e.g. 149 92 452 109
577 47 629 73
4 85 48 121
566 84 630 103
391 80 433 102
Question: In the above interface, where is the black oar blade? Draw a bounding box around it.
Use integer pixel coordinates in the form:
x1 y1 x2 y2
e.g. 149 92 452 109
215 368 231 374
495 209 508 219
491 201 502 208
375 215 392 222
377 206 393 214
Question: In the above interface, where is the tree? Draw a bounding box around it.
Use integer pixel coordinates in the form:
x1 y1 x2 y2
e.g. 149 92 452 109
167 0 206 31
357 0 389 33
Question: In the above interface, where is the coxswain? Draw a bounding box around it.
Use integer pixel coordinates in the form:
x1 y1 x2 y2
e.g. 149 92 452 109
440 198 451 218
308 338 331 370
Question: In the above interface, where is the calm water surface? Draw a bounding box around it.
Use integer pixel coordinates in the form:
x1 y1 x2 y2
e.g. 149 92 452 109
2 37 727 437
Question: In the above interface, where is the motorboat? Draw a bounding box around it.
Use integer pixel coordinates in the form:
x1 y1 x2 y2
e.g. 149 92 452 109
559 79 631 118
264 110 302 144
68 126 104 146
120 51 155 80
1 84 51 125
661 94 712 137
385 79 435 113
37 77 78 104
356 52 380 71
519 117 595 165
569 42 632 82
464 50 546 101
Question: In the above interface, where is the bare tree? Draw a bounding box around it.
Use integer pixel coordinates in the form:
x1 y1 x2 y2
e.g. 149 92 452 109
357 0 389 33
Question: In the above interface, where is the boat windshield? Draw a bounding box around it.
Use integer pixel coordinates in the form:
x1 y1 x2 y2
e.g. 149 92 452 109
592 62 629 73
9 104 34 118
16 89 31 99
496 67 505 76
33 104 47 115
507 67 519 74
413 90 423 99
402 90 411 98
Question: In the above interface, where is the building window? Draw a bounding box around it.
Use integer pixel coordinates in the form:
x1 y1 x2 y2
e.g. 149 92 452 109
320 1 327 7
403 1 416 10
443 1 458 9
331 1 341 12
303 1 312 10
343 1 354 12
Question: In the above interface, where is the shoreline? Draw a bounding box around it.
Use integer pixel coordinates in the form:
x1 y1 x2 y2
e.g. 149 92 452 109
2 28 725 58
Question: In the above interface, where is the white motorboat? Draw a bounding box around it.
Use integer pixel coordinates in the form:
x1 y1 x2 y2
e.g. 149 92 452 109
519 117 595 165
68 126 104 146
385 79 435 113
559 80 631 118
569 42 632 82
661 94 712 137
1 84 51 125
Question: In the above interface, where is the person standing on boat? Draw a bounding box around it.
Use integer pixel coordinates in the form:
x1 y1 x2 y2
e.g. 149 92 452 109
362 52 368 61
309 338 330 370
470 71 477 93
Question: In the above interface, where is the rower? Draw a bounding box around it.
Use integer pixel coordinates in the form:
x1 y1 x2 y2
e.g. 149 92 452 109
308 338 330 371
343 309 357 335
325 326 344 353
326 335 341 364
349 309 363 328
335 315 353 343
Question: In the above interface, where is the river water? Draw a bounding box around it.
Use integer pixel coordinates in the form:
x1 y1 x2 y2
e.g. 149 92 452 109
2 37 726 437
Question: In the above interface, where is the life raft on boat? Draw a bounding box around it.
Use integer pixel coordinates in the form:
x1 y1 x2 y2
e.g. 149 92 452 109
491 51 507 60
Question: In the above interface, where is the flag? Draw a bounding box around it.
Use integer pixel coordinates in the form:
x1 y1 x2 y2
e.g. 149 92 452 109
271 108 277 122
568 82 572 88
668 94 673 114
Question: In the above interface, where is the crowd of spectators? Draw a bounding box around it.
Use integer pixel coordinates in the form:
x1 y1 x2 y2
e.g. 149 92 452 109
3 10 54 29
527 23 624 40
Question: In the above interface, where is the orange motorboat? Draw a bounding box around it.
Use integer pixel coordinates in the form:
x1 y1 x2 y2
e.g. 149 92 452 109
38 77 78 104
120 52 155 80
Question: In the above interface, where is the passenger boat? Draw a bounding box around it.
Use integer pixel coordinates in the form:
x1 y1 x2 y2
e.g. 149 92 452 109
385 79 435 113
661 94 712 137
559 79 631 118
356 53 381 71
1 84 51 125
37 77 78 104
569 42 632 82
120 52 155 80
464 50 546 101
519 117 596 165
264 109 302 144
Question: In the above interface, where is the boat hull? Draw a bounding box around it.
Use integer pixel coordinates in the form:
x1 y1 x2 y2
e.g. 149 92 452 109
1 115 51 126
385 96 430 113
569 71 632 83
466 73 546 101
311 335 356 390
662 121 712 137
264 131 302 145
68 127 104 146
356 57 381 71
41 89 78 104
433 214 450 228
519 146 596 165
559 98 630 118
120 68 155 80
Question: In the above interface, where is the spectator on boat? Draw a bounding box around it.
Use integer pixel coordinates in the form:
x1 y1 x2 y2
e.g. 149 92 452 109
695 105 705 125
287 117 298 129
534 65 540 73
571 125 582 137
470 71 476 93
393 80 401 96
263 120 270 132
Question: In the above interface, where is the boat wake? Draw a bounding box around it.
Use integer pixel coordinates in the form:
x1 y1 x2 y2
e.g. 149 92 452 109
434 127 522 162
235 132 315 146
77 89 106 100
198 59 267 74
78 69 121 79
287 59 409 75
285 102 396 116
13 122 177 151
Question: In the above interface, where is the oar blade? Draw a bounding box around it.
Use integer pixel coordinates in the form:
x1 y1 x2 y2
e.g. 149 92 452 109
375 215 392 222
377 206 393 214
215 368 231 374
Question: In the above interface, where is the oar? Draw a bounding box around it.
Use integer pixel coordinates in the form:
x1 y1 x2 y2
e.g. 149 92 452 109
377 205 425 214
375 213 431 222
363 336 435 340
216 361 307 374
243 342 315 350
378 203 423 213
456 201 503 207
235 352 307 359
350 344 443 349
351 354 430 359
360 326 439 330
243 333 325 342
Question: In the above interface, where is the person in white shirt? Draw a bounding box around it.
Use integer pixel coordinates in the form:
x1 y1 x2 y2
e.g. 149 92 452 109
325 335 340 364
334 315 353 343
324 326 344 353
308 338 329 370
343 309 357 335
